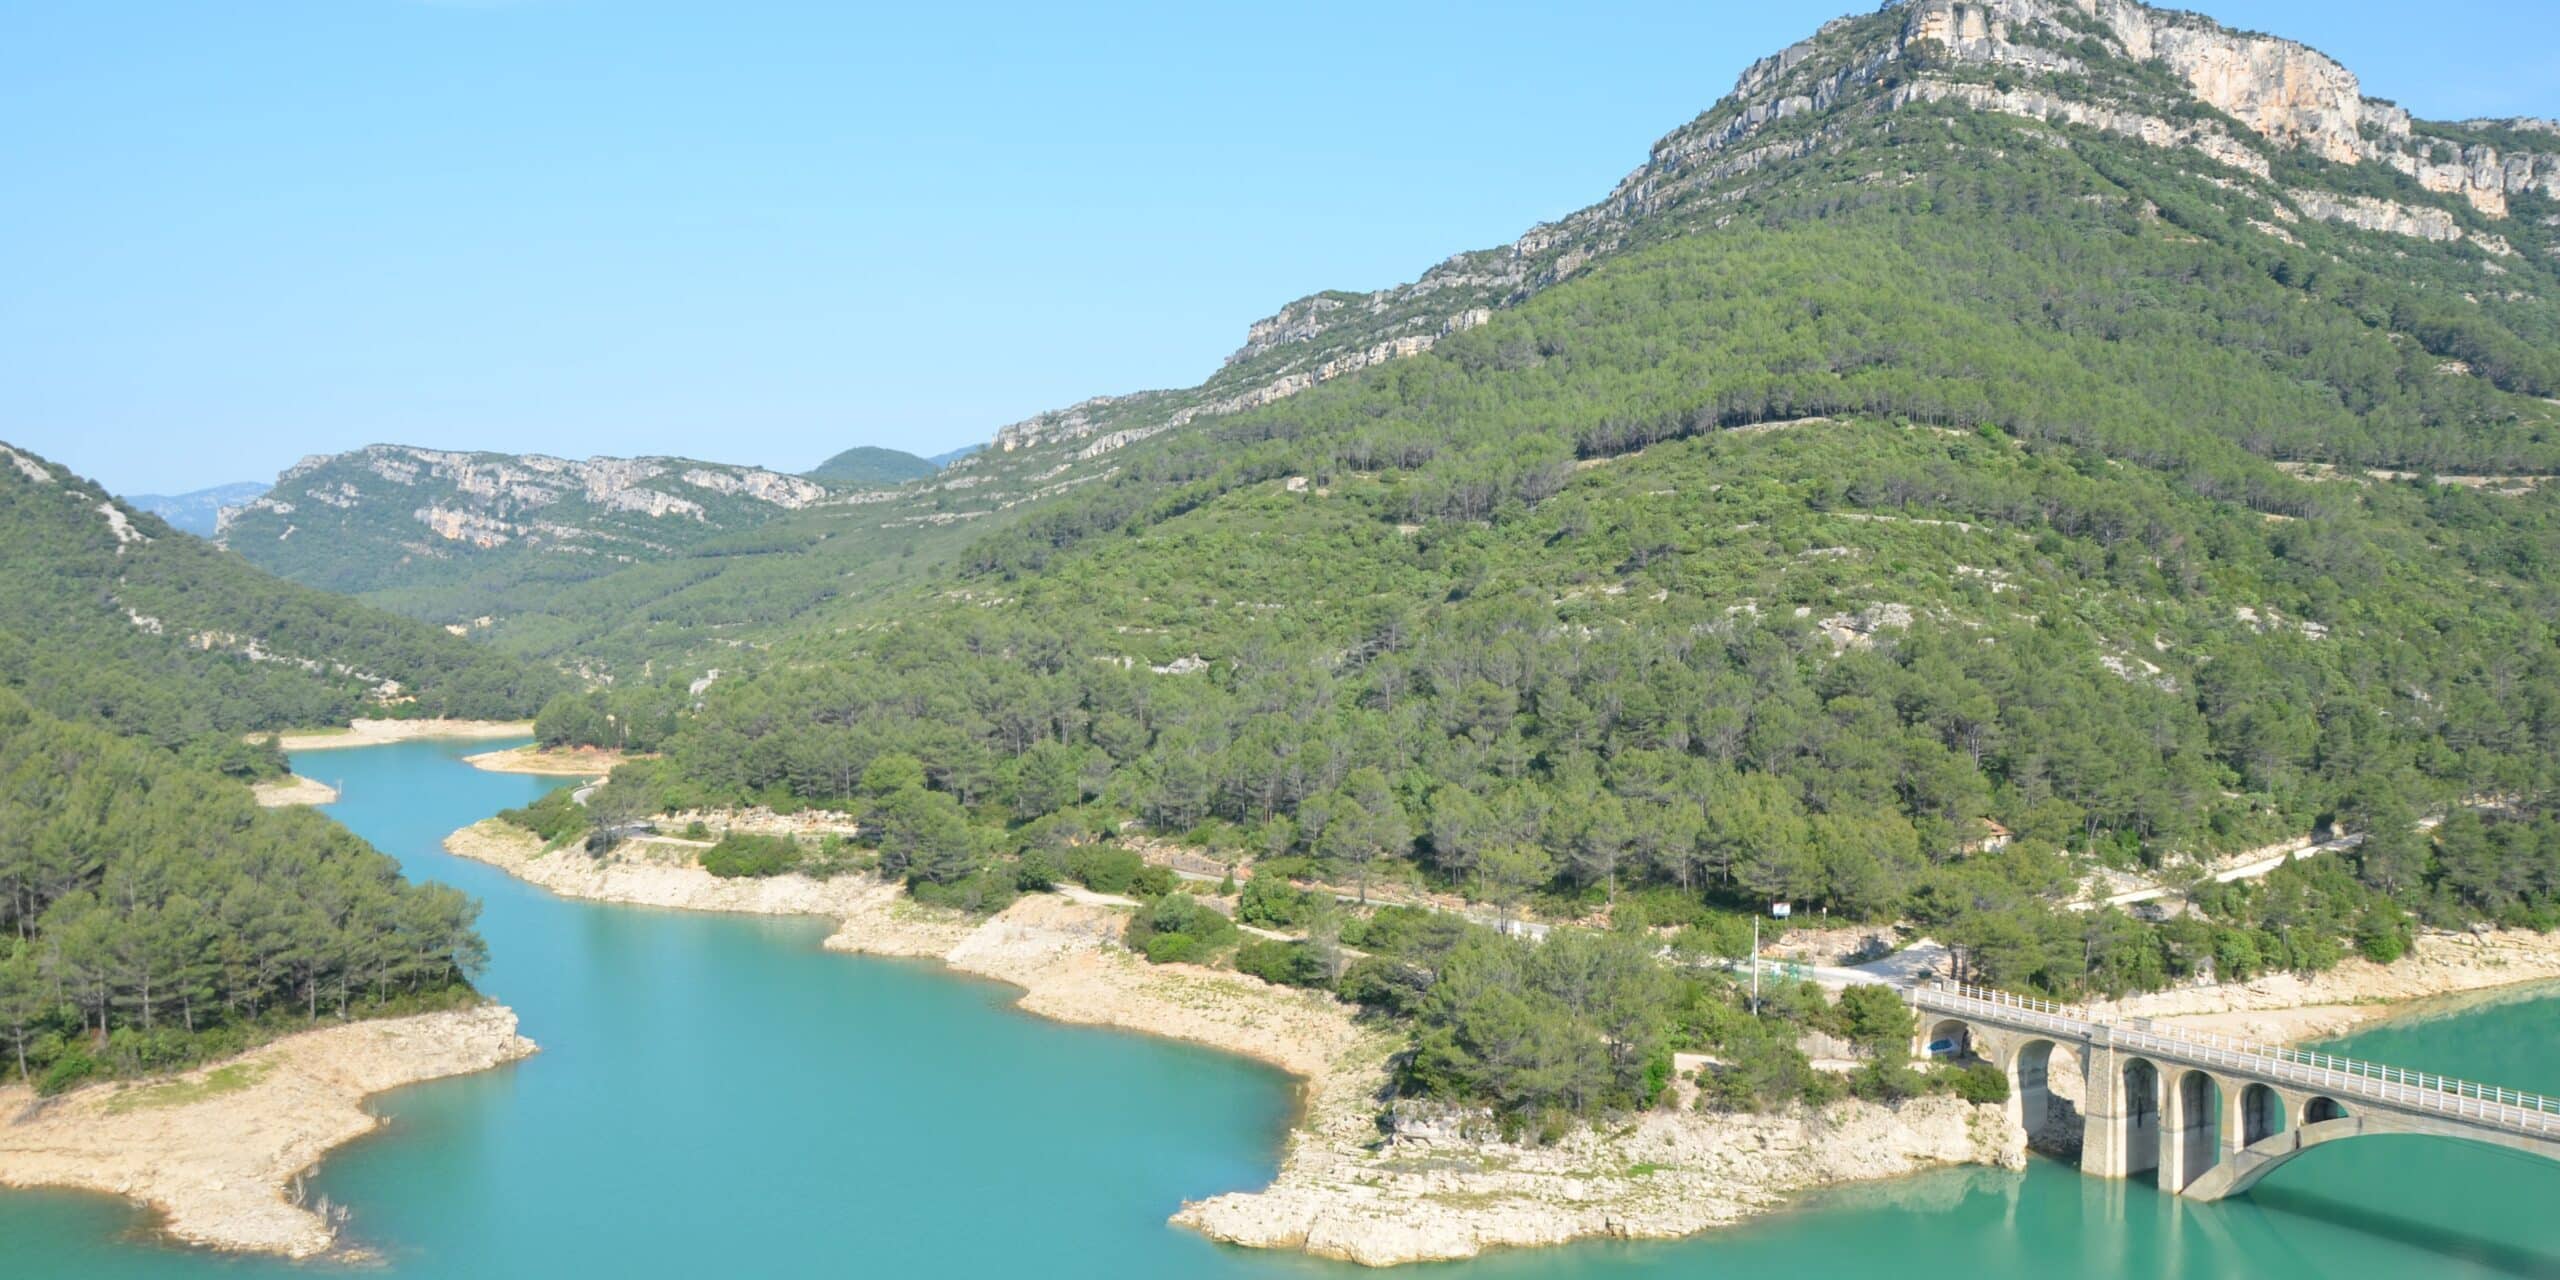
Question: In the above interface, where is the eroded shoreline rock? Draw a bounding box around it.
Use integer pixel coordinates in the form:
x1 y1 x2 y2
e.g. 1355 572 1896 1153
0 1005 537 1259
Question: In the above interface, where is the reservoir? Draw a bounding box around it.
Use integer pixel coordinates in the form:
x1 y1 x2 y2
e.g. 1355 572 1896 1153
4 737 2556 1276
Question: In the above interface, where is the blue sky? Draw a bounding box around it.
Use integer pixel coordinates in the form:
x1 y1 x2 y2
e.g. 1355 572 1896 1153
4 1 2555 495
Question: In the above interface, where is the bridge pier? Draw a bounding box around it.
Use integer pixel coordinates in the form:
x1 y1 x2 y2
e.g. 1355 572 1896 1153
2079 1036 2165 1180
2159 1069 2219 1193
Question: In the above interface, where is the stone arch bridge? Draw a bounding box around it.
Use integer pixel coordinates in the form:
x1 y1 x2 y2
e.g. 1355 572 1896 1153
1907 982 2560 1199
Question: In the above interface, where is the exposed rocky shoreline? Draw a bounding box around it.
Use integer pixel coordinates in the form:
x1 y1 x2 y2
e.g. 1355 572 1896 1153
462 742 632 776
0 1005 536 1259
272 718 534 752
2120 927 2560 1044
250 773 338 807
440 818 2560 1266
442 821 2024 1265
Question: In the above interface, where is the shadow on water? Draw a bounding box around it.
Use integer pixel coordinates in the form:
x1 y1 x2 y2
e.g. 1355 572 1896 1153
2239 1186 2560 1278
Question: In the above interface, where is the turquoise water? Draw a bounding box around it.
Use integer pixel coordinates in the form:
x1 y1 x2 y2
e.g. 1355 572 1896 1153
3 737 2556 1277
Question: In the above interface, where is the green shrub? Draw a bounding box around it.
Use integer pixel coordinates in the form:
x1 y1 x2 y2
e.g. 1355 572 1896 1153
1946 1061 2010 1104
1239 874 1324 929
1143 932 1202 964
1235 939 1333 989
497 785 589 846
37 1045 98 1096
1131 866 1179 899
1336 955 1433 1016
799 835 873 880
1016 847 1064 891
1126 892 1237 963
909 867 1020 916
2354 906 2410 964
1067 845 1144 894
700 833 802 879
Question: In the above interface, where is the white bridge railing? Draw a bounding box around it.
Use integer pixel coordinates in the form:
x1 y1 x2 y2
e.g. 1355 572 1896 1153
1909 981 2560 1141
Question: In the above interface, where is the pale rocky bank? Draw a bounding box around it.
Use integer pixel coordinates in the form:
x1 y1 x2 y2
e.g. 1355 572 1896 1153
0 1005 536 1259
272 718 534 753
444 821 2024 1265
463 742 633 777
250 773 338 807
2118 927 2560 1044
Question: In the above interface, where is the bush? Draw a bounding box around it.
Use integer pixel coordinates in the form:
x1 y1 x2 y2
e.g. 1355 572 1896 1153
497 786 589 846
1125 892 1237 964
1831 983 1914 1052
1336 955 1431 1015
1143 932 1202 964
700 833 802 879
1235 939 1333 989
1015 847 1063 891
1945 1061 2010 1104
2354 906 2409 964
1131 866 1180 899
1067 845 1144 894
1239 874 1324 930
909 867 1020 916
37 1045 98 1096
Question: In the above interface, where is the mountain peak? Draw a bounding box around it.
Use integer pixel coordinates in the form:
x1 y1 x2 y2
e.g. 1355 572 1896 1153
979 0 2555 473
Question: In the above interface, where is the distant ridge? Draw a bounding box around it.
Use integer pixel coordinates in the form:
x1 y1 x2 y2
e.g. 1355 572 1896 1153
804 444 936 488
123 480 267 536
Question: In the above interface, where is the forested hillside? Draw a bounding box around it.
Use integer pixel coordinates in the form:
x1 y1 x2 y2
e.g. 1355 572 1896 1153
221 444 841 619
804 445 936 488
0 441 559 773
559 0 2560 1014
0 688 487 1089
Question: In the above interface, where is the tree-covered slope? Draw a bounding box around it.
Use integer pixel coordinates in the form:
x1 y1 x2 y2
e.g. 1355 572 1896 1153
804 445 935 488
341 0 2560 690
0 441 561 767
567 0 2560 1002
220 444 838 611
0 686 487 1088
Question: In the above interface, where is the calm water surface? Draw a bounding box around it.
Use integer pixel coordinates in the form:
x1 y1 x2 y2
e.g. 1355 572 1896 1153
4 737 2557 1277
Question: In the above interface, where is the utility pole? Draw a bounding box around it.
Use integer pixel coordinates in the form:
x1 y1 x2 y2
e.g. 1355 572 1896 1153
1755 900 1792 1015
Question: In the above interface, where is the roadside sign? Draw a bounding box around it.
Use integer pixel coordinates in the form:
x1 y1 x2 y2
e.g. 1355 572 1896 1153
1770 902 1792 918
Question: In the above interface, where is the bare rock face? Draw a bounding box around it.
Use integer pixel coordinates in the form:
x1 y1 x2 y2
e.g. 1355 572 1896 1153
1898 0 2560 220
2289 190 2464 243
225 445 834 590
2083 0 2366 161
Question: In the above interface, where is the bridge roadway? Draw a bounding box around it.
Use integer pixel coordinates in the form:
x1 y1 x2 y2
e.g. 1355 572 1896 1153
1904 981 2560 1199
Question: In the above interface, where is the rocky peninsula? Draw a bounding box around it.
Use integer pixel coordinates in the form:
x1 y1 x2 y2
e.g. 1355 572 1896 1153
463 742 633 776
0 1005 536 1259
250 773 339 807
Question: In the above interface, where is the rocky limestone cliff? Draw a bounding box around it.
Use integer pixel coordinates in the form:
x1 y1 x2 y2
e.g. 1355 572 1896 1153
982 0 2555 470
230 444 824 547
1907 0 2560 216
223 444 838 592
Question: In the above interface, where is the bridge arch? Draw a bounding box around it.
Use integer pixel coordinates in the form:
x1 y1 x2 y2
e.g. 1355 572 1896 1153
2005 1037 2083 1153
2167 1069 2223 1192
2240 1083 2285 1145
2304 1095 2349 1125
1924 1019 1973 1061
2117 1056 2164 1177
